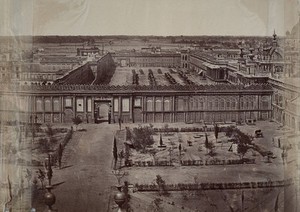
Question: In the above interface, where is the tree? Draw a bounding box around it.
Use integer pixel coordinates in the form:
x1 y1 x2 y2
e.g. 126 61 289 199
206 142 215 157
132 126 154 152
72 116 82 130
148 149 158 165
46 124 56 144
156 175 167 196
159 134 163 146
225 126 235 137
237 143 249 159
214 124 219 141
113 137 118 169
205 133 209 153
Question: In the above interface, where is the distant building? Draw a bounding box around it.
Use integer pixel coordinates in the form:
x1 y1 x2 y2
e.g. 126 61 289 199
111 51 181 68
77 46 100 57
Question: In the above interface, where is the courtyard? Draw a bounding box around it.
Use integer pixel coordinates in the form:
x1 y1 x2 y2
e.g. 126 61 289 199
1 120 299 211
109 67 215 86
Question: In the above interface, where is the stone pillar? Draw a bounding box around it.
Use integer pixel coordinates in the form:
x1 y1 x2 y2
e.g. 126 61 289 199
91 97 95 123
118 96 122 119
60 96 63 123
129 96 133 122
162 96 165 122
142 97 146 123
83 96 87 123
50 96 53 123
257 95 260 120
152 96 155 122
172 96 175 123
111 98 115 123
33 96 36 115
73 96 76 119
42 96 45 123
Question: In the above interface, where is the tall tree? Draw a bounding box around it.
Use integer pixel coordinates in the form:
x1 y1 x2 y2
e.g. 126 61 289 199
113 137 118 169
205 133 209 153
214 124 219 141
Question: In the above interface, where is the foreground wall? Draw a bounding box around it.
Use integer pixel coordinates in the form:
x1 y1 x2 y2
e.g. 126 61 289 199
0 84 273 125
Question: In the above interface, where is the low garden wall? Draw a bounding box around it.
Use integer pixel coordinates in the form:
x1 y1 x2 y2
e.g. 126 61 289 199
134 179 294 192
128 158 255 167
153 126 226 133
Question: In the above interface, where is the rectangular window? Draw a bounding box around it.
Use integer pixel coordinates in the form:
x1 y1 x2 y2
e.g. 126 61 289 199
114 98 119 112
208 102 212 110
177 98 184 111
65 98 72 107
199 102 204 109
53 98 60 112
134 98 141 107
76 98 84 112
45 98 51 112
262 102 269 109
87 98 92 112
36 98 43 112
122 98 130 112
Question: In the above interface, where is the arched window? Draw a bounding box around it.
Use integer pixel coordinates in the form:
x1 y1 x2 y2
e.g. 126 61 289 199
199 98 204 110
208 101 212 110
36 98 43 112
155 99 162 111
53 98 60 112
147 99 153 111
231 101 236 109
164 99 170 111
261 96 269 109
45 99 51 112
214 100 218 110
220 99 225 110
226 101 230 109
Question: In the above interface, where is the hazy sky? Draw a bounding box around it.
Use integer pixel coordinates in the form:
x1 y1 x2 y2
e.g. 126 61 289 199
0 0 299 36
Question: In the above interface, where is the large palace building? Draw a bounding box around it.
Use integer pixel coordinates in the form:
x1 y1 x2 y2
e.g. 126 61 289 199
0 30 300 133
0 83 272 125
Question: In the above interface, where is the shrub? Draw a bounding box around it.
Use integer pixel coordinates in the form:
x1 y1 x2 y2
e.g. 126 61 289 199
72 116 83 130
132 126 154 152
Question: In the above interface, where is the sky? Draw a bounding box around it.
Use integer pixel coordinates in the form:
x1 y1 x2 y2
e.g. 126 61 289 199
0 0 299 36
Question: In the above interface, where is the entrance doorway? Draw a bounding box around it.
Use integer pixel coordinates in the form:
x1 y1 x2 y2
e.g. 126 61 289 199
94 101 111 123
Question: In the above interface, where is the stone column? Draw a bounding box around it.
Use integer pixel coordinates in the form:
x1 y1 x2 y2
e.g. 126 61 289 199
33 96 36 114
257 95 260 120
162 96 165 122
83 96 87 123
60 96 63 123
50 96 53 123
152 96 155 122
172 96 175 123
42 96 45 123
118 96 122 119
91 97 95 123
73 96 76 119
111 98 115 123
129 96 133 122
142 97 146 123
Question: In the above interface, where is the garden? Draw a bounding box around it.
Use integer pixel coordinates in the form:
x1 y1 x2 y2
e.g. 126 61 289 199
118 124 271 168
